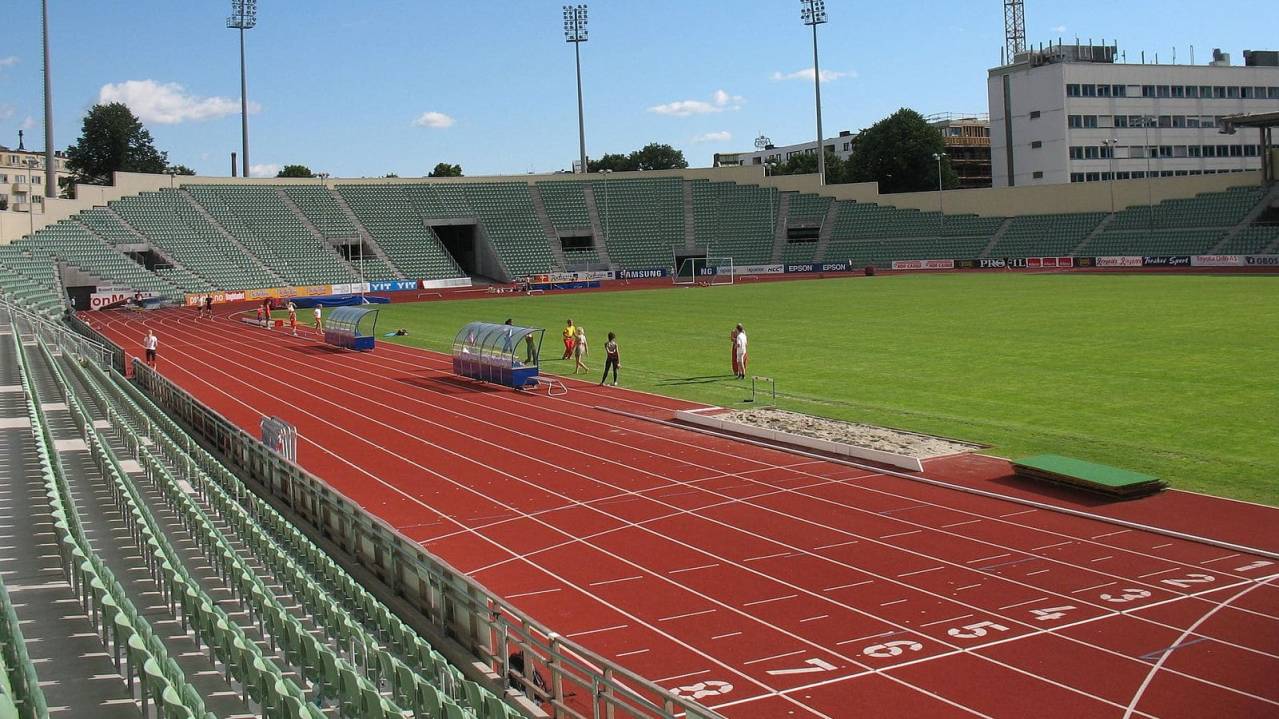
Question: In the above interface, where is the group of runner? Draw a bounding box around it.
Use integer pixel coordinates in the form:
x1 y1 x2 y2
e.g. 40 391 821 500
558 319 620 386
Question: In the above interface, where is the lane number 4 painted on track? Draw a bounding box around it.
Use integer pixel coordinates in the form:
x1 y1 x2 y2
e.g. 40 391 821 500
670 681 733 700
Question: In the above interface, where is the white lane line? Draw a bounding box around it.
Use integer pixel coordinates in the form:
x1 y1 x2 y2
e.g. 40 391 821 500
657 608 717 622
1091 529 1131 539
566 624 629 638
616 648 650 658
880 599 908 606
967 553 1012 564
836 630 896 646
711 631 742 640
1090 556 1114 563
589 575 644 587
941 519 982 528
879 530 922 539
823 580 873 592
743 649 806 666
954 584 982 591
998 597 1049 611
668 562 719 575
1201 553 1241 565
1152 543 1174 549
742 594 798 607
506 588 561 599
1139 568 1180 579
999 509 1037 518
744 551 793 562
799 615 829 623
1032 540 1074 551
897 566 945 578
654 669 709 683
1071 581 1116 594
920 613 974 628
813 539 859 550
1026 569 1051 576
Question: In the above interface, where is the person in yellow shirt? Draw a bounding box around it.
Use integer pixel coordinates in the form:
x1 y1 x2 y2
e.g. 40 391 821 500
561 319 576 359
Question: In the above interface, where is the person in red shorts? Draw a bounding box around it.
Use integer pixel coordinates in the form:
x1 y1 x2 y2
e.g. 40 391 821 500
561 319 576 360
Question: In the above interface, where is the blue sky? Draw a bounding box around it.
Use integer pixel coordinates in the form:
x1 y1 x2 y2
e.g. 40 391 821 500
0 1 1273 177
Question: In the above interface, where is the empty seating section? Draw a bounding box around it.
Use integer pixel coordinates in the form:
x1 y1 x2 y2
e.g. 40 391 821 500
539 181 593 232
1108 186 1266 230
1216 225 1279 254
75 209 215 293
0 248 64 318
281 185 359 238
691 180 779 265
787 192 832 224
822 201 990 265
585 177 684 269
15 220 181 297
111 190 280 290
987 212 1107 257
3 304 521 719
185 185 357 285
412 183 553 277
1081 229 1225 256
336 185 463 279
781 241 819 263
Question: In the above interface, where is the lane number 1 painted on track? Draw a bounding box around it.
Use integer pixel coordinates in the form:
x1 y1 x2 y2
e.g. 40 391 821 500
766 658 838 676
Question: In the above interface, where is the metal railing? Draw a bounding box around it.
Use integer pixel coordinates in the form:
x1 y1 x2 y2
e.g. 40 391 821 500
2 299 112 371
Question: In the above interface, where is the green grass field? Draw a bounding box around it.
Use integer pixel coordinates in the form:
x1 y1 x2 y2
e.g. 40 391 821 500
368 274 1279 505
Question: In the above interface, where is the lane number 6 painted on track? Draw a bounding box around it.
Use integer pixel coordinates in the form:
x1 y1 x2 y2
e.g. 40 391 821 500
670 681 733 700
863 640 924 658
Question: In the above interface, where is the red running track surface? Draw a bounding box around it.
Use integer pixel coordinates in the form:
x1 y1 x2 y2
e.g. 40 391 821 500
96 307 1279 719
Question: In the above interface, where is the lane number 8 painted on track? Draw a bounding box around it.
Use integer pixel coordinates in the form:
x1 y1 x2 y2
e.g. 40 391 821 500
671 681 733 700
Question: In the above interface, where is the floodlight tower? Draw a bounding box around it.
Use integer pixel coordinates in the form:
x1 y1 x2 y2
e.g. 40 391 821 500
1004 0 1026 58
563 5 589 174
227 0 257 177
799 0 828 186
42 0 56 200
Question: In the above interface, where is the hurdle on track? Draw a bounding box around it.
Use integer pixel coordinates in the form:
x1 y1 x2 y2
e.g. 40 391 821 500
748 376 776 405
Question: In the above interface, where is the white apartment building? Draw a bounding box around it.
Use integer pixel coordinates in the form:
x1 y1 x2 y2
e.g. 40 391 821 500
713 130 859 168
0 143 71 212
989 45 1279 186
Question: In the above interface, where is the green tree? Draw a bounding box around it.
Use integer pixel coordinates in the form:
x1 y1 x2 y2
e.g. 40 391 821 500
384 172 399 178
587 153 636 172
166 164 196 176
629 143 687 171
769 150 848 183
276 164 314 178
64 102 168 186
428 162 463 177
847 108 957 194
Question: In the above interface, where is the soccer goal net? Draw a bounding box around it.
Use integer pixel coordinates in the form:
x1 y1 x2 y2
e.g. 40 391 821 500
673 257 734 285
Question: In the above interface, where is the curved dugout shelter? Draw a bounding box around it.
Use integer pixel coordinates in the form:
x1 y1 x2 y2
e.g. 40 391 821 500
323 306 380 351
452 322 545 389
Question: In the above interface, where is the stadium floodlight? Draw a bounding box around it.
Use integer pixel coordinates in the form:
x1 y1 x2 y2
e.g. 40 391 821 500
563 5 589 174
933 152 947 234
42 0 56 201
1101 139 1119 213
227 0 257 176
799 0 828 185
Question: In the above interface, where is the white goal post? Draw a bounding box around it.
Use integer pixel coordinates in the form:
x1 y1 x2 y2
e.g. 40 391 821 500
673 257 734 285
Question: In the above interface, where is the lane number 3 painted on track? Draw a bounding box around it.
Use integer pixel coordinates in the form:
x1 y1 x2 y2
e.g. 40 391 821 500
670 681 733 700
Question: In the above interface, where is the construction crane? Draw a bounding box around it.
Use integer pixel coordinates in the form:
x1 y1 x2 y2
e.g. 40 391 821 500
1004 0 1026 58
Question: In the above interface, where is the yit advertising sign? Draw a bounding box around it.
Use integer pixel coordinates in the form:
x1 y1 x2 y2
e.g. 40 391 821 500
368 280 418 292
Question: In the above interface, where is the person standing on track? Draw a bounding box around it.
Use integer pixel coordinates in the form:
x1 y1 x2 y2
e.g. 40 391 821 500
287 302 298 336
561 319 576 359
313 304 324 333
143 330 158 368
734 323 749 379
599 332 620 386
572 325 589 374
202 294 214 319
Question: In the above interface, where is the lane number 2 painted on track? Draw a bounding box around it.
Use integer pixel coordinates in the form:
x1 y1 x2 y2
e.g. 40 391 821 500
1161 573 1215 589
670 681 733 700
863 640 924 658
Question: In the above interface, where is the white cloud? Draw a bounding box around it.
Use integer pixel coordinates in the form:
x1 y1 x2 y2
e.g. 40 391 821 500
0 56 17 72
98 80 255 124
770 68 855 82
248 163 280 178
1052 25 1067 34
21 115 36 130
0 105 13 121
692 131 732 143
648 89 743 117
411 111 454 128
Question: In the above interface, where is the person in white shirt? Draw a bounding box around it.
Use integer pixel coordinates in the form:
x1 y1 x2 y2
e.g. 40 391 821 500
313 305 324 332
143 330 159 367
734 323 748 379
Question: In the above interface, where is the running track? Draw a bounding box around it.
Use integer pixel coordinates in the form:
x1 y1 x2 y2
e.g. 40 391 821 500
97 307 1279 719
